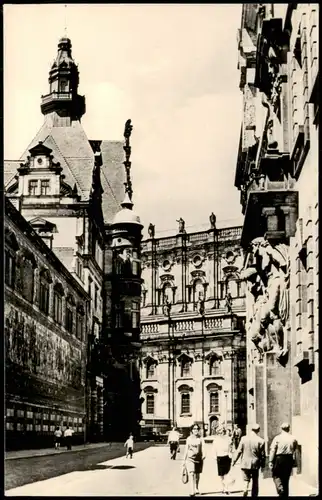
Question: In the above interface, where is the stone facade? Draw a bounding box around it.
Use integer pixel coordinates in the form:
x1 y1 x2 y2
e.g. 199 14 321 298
5 198 89 449
140 221 247 436
235 4 318 487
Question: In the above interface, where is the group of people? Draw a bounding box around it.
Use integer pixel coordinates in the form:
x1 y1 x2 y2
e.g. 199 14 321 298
177 422 297 497
53 426 74 451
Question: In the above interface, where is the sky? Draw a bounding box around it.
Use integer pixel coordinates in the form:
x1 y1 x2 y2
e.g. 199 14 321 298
4 4 244 237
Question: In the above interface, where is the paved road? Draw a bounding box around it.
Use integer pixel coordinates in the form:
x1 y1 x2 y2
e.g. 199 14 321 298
6 444 318 497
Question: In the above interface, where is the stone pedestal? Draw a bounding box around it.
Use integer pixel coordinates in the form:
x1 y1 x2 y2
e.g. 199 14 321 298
257 352 292 478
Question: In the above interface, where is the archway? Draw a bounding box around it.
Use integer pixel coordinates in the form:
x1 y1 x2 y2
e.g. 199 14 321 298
209 415 219 435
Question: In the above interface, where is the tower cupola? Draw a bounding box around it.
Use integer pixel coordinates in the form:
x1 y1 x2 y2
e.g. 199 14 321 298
41 37 85 124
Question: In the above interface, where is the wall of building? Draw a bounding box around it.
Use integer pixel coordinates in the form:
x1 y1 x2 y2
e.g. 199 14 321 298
236 4 319 487
140 225 247 436
5 201 88 449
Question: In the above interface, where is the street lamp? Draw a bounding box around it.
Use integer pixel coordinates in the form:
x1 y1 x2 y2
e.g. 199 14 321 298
164 298 174 427
198 296 205 435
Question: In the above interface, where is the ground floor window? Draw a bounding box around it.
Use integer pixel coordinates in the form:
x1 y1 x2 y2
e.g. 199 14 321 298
181 393 190 414
146 394 155 414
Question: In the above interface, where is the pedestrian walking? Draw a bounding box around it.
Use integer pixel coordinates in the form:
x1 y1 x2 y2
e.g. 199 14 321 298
232 423 266 497
232 424 242 450
168 426 180 460
182 423 206 497
212 426 233 495
124 433 134 459
54 426 62 449
269 422 298 497
64 426 74 451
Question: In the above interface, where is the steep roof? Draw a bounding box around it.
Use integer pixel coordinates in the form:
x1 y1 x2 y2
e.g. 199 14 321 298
4 161 20 188
99 140 126 224
19 121 94 199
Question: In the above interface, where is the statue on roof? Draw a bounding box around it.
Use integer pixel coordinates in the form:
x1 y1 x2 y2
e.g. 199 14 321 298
209 212 217 229
148 223 155 239
176 217 186 234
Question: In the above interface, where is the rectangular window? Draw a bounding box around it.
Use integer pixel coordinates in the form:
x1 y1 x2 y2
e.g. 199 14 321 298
76 259 83 281
5 251 15 288
39 281 49 314
66 305 74 333
181 394 190 414
43 413 49 420
16 423 23 431
78 426 83 433
115 303 124 328
17 409 25 418
146 394 155 414
26 423 34 431
132 301 139 328
22 260 34 302
210 392 219 413
26 411 33 419
6 422 14 431
147 363 155 379
40 179 50 196
28 180 38 196
43 425 49 432
6 408 14 417
76 313 84 341
182 362 191 377
50 414 56 421
94 285 98 309
54 292 62 324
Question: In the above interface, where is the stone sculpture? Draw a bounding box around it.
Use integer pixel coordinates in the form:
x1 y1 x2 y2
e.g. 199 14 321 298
242 237 290 363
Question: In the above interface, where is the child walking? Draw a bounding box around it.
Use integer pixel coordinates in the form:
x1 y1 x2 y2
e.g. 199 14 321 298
124 433 134 459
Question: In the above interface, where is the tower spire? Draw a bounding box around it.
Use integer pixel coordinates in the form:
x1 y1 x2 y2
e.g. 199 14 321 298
64 4 67 37
40 35 85 125
123 119 133 201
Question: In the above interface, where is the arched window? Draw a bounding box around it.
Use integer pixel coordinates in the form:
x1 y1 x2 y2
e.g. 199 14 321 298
210 392 219 413
18 249 37 302
181 393 190 414
76 304 85 341
209 357 221 376
65 294 75 334
146 394 155 414
53 282 64 324
5 229 19 289
39 269 52 314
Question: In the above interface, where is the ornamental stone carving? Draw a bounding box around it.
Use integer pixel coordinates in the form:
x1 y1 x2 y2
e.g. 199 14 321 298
241 237 290 364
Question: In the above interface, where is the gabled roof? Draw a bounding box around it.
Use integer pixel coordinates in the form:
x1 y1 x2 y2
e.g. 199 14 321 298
20 121 94 199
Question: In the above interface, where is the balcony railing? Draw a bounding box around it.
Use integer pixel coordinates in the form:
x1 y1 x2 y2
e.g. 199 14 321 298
41 92 73 104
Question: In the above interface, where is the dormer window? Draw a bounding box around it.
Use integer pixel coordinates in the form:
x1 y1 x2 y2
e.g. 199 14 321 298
41 180 50 196
29 180 38 196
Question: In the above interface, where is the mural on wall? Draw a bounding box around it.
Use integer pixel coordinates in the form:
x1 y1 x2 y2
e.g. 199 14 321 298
5 306 83 388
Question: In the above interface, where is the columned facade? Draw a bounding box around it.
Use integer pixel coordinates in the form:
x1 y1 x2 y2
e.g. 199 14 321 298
140 221 247 436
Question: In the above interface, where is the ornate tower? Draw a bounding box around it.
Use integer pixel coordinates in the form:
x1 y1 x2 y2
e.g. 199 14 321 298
104 120 144 439
40 37 85 125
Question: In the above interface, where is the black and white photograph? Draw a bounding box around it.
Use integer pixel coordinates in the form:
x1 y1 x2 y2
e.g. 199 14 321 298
4 3 319 497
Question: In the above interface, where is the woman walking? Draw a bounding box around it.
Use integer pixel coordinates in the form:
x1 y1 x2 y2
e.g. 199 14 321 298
182 423 206 496
212 426 233 495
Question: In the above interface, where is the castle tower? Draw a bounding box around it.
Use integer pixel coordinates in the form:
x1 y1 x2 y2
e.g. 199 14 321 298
40 37 85 126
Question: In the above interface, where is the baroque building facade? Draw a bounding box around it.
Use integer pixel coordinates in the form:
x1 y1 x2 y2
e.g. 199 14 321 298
235 4 318 487
139 219 247 436
4 37 143 445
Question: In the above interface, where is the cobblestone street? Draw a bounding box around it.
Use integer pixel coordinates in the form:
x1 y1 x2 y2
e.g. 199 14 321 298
6 443 318 496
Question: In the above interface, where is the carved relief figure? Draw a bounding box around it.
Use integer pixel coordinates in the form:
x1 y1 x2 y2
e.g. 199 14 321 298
243 237 289 362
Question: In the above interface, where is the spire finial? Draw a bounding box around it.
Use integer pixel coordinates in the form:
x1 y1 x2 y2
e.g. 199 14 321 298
64 4 67 37
123 119 133 201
